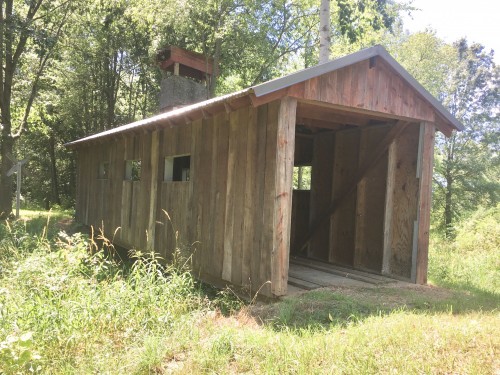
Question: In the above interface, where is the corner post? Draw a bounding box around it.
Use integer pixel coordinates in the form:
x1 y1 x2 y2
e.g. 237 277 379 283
271 97 297 296
416 122 435 284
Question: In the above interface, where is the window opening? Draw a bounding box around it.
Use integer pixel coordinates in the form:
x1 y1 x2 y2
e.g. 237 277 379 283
164 155 191 182
293 165 311 190
98 161 109 179
125 160 141 181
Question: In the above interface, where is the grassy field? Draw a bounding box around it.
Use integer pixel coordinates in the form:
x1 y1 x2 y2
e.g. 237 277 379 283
0 208 498 374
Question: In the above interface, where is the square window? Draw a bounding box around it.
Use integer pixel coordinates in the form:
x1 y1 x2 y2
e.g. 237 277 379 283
293 165 311 190
98 161 109 179
164 155 191 182
125 160 141 181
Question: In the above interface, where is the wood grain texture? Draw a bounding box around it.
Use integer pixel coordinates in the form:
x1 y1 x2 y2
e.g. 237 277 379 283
309 132 335 261
387 125 420 279
416 122 435 284
354 125 390 272
330 130 359 266
271 97 297 295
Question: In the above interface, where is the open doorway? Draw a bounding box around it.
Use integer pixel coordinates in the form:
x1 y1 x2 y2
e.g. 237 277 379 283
288 101 400 291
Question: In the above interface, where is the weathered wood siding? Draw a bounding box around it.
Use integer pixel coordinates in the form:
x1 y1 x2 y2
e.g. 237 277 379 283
289 58 437 124
75 98 296 297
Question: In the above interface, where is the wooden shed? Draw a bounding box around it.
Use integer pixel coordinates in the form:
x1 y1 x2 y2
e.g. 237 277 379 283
67 45 463 297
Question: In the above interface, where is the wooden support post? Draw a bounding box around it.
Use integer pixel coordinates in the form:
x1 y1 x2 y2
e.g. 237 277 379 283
415 122 435 284
382 141 396 274
173 62 180 76
271 96 297 296
147 130 160 250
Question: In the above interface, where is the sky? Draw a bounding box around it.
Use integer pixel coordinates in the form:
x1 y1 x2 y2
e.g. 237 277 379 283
401 0 499 63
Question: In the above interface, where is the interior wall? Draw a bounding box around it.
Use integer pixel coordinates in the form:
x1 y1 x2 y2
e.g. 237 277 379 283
291 122 420 279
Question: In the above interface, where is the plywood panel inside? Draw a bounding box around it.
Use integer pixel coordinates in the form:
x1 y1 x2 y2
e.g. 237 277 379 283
308 132 335 261
354 125 390 272
330 129 360 266
388 125 420 279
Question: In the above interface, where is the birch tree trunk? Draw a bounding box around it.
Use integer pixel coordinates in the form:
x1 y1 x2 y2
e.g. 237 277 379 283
319 0 330 64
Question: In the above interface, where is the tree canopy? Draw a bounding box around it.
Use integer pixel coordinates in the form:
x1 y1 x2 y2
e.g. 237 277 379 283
0 0 497 237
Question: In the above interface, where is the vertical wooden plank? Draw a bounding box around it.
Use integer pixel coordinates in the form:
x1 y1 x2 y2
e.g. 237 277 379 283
213 113 230 278
231 107 249 286
354 125 390 272
190 120 203 269
207 117 219 276
259 101 280 296
222 111 238 281
199 118 213 272
241 106 258 289
416 122 435 284
382 141 396 275
251 105 268 295
330 129 360 266
308 132 335 260
271 97 297 296
147 130 160 250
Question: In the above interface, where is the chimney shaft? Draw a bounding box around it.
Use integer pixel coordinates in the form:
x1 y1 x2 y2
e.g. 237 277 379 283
156 46 214 112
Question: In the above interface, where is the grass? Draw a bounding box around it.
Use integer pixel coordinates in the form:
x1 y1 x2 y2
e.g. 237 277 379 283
0 208 499 374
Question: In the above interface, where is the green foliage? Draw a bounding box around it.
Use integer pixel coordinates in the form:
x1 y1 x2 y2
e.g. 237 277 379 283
292 165 312 190
0 332 41 374
429 204 500 295
387 31 500 236
0 210 499 373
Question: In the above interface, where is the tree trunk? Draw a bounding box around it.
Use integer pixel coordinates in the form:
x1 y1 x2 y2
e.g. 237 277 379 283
319 0 331 64
209 37 222 98
444 169 454 238
48 133 61 206
0 131 14 219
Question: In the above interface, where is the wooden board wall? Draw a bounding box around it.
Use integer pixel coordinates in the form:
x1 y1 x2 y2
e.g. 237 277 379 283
155 99 297 296
330 130 359 266
382 125 420 279
309 132 335 260
294 58 437 124
76 99 296 297
354 125 390 272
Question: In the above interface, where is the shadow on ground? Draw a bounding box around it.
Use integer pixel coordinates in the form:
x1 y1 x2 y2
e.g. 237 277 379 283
248 283 500 330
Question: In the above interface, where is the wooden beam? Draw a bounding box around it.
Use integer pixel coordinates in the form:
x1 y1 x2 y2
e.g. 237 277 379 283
271 96 297 296
249 88 288 107
416 122 435 284
296 117 351 130
382 141 396 275
296 121 410 254
296 102 370 126
147 130 160 250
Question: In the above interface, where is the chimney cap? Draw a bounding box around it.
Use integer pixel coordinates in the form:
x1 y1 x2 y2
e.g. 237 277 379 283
156 46 214 81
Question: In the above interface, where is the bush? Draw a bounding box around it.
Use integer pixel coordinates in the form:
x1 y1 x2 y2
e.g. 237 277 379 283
429 205 500 294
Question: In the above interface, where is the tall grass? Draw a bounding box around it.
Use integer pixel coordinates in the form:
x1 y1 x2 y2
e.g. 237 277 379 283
429 204 500 295
1 209 499 374
0 213 239 373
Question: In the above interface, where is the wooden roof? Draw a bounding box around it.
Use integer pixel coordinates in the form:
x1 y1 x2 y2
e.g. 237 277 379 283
67 45 463 148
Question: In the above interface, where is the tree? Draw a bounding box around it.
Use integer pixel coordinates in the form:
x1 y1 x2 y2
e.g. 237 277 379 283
393 32 500 237
435 40 499 237
317 0 397 63
0 0 73 218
